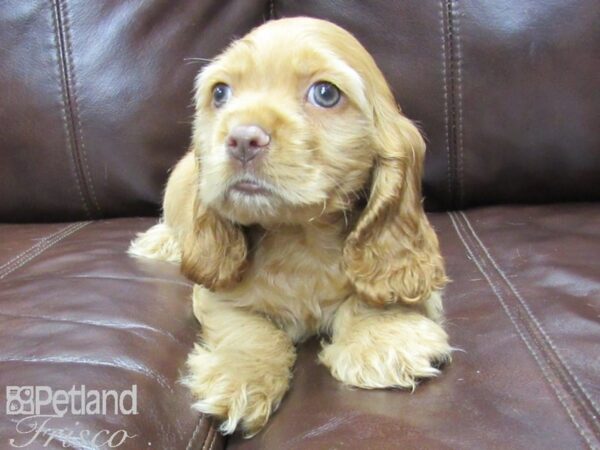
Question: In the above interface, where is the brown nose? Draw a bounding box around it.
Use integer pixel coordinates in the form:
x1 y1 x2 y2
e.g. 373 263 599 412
226 125 270 164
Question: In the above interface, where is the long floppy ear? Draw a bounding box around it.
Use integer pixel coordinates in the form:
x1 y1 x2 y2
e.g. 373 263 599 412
180 200 248 290
343 90 447 306
165 151 248 290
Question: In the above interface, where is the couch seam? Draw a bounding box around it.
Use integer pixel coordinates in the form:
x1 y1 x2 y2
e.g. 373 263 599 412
49 0 90 218
201 427 213 450
442 0 464 209
439 0 452 207
208 427 218 450
185 417 202 450
0 224 74 273
460 211 600 430
60 0 102 216
448 212 597 449
0 222 90 280
453 2 465 208
443 0 456 207
186 416 206 450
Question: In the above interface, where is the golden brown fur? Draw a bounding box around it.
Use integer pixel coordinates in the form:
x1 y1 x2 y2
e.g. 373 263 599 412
129 17 451 437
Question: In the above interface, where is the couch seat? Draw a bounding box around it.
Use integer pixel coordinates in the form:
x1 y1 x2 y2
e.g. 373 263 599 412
1 204 598 449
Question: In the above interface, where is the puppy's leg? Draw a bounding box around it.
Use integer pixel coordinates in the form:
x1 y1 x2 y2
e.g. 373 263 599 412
127 222 181 262
320 294 451 390
184 286 296 437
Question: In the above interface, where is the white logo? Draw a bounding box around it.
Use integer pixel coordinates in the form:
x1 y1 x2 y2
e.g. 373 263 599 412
6 386 35 415
5 385 139 448
5 385 138 417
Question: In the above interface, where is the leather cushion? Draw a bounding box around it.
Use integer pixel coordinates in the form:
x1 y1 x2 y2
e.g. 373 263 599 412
228 204 600 449
1 206 598 448
0 218 223 450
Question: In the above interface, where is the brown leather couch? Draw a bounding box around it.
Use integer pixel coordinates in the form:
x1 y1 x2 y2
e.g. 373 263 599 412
1 1 598 449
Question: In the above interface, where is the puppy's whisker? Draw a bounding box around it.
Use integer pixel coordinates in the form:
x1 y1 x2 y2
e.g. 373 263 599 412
184 57 215 63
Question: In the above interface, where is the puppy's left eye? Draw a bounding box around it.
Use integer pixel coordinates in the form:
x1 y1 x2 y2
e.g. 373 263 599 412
212 83 232 107
308 81 341 108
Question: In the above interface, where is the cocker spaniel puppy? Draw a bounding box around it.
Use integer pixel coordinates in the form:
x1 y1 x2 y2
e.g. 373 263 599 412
130 17 451 436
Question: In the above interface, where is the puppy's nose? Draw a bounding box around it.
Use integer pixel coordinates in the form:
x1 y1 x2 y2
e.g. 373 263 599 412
226 125 270 164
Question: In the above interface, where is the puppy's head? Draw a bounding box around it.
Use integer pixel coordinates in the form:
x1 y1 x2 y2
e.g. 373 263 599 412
187 18 446 304
193 18 374 225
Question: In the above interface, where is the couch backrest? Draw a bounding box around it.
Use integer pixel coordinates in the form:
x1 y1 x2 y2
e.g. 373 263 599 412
1 0 598 221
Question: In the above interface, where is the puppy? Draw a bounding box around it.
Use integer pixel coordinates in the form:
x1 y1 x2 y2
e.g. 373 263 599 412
129 17 451 437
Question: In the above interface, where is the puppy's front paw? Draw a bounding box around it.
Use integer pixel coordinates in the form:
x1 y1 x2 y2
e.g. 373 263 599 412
128 223 181 262
183 345 292 437
320 312 451 389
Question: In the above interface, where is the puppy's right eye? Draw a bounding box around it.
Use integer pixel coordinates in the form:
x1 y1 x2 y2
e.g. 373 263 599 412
308 81 341 108
212 83 232 107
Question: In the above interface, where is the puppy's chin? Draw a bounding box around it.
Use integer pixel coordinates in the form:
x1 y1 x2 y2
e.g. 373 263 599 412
209 188 335 227
201 180 282 226
222 190 281 226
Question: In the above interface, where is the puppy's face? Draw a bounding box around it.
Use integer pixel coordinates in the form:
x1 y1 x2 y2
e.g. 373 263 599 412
192 19 376 225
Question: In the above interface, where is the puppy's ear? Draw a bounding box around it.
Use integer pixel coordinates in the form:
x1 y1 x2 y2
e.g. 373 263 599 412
175 157 248 290
343 87 447 306
181 201 248 290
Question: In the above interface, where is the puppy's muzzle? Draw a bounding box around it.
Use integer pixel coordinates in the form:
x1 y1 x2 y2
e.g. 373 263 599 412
226 125 270 166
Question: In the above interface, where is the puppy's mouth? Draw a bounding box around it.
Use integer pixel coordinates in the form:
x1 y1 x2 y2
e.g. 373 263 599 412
228 177 273 197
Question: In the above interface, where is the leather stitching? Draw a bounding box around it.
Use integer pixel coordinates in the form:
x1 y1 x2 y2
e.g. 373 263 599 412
0 222 90 280
208 427 218 450
200 427 217 450
460 212 600 430
442 0 462 208
439 1 452 206
0 224 73 273
186 417 206 450
60 0 102 216
453 2 465 207
49 0 89 218
448 212 598 448
201 426 214 450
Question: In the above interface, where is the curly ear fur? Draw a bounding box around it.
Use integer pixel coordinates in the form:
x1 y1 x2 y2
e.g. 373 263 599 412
180 202 248 290
343 87 447 306
164 151 248 290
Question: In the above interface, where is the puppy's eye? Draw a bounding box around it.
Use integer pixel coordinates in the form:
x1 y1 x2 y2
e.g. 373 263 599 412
212 83 232 107
308 81 341 108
